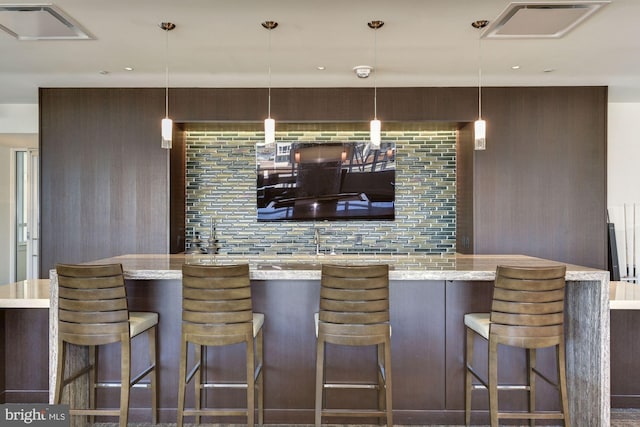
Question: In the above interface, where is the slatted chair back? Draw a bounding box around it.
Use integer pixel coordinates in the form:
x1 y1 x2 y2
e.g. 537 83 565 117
57 264 130 346
490 265 567 348
318 264 390 346
182 263 253 346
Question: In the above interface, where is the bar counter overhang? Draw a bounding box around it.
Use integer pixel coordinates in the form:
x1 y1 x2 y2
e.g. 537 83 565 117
48 253 610 425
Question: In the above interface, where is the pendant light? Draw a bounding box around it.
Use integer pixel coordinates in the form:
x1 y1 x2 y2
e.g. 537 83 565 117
368 20 384 150
262 21 278 145
472 20 488 150
160 22 175 149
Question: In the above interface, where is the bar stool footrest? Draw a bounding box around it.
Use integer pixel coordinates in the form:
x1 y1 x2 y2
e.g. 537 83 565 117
498 411 566 420
321 409 388 417
324 382 379 390
182 408 249 417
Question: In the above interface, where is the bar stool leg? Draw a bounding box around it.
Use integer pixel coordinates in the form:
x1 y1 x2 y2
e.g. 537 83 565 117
194 344 202 425
528 348 537 427
464 327 474 426
54 339 66 405
257 328 264 425
177 337 188 427
89 345 97 425
315 338 325 427
119 336 131 427
557 342 571 427
377 343 385 424
383 339 393 427
247 338 255 427
488 339 499 427
148 326 158 424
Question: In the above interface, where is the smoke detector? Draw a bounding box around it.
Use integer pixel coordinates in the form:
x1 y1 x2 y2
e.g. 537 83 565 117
353 65 373 78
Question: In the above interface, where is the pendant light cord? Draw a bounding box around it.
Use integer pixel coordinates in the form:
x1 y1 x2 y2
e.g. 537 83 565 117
165 26 170 118
477 28 482 119
373 26 378 120
267 27 272 119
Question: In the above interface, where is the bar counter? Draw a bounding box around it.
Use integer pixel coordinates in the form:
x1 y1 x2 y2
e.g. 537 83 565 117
0 279 49 308
48 253 610 425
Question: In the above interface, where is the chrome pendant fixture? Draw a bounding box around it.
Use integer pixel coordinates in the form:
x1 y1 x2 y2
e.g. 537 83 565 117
160 22 175 149
368 20 383 150
262 20 278 145
472 20 488 151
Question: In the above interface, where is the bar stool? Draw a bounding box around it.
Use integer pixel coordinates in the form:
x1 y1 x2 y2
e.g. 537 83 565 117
177 263 264 427
315 264 392 426
464 265 570 427
54 263 158 427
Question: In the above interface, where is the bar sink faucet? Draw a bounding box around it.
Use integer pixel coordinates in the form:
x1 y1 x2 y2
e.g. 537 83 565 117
314 228 321 256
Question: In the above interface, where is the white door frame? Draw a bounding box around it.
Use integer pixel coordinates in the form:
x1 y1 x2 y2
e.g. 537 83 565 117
27 149 39 279
9 148 39 281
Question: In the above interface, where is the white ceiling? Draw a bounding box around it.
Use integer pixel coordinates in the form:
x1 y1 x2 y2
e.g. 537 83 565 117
1 0 639 104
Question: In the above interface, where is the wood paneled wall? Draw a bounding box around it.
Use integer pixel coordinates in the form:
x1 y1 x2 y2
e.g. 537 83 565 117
456 122 475 254
39 88 169 273
474 87 608 267
39 86 607 274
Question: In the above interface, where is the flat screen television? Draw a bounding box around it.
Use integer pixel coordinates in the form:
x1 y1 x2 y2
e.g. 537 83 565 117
257 141 395 221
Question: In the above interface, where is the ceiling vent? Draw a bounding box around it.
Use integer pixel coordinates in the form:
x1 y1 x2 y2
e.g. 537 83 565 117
482 1 610 39
0 4 93 40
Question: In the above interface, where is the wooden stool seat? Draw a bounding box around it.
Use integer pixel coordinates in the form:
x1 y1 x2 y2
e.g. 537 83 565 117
464 313 490 338
129 312 159 336
464 265 570 427
251 313 265 337
54 263 158 427
315 264 392 427
177 263 264 427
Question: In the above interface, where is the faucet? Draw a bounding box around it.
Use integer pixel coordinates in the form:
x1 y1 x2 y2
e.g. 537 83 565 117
314 228 320 255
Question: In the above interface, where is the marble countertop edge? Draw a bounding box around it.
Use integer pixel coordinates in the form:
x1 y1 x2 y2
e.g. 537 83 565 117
121 268 608 282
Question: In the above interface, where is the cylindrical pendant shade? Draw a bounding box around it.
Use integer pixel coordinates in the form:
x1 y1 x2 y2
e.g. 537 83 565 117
161 117 173 149
370 119 381 149
474 119 486 151
264 118 275 145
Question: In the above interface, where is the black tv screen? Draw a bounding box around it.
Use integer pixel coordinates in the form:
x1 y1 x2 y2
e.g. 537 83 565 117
257 141 395 221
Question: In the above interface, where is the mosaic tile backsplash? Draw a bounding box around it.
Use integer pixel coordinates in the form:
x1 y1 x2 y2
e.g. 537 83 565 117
185 129 457 255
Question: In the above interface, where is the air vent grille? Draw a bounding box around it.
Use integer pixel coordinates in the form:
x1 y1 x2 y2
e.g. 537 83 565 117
0 4 93 40
483 1 610 39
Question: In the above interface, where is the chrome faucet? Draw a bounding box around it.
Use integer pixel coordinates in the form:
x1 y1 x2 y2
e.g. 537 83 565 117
314 228 320 255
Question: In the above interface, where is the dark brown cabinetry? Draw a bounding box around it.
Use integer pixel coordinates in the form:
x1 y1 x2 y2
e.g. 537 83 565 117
50 278 582 424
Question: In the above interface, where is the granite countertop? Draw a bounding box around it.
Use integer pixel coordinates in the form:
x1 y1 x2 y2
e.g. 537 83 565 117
80 253 608 282
0 279 50 308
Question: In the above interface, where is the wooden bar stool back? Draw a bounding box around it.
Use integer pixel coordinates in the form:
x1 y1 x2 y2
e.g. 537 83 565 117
464 265 569 427
54 263 158 427
315 263 392 426
178 263 264 427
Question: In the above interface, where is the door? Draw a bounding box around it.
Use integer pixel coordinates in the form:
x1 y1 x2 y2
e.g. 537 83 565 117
13 149 39 281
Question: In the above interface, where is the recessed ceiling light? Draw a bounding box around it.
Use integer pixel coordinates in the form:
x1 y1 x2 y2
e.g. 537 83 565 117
511 65 520 70
317 66 326 71
124 67 134 71
0 4 94 40
543 68 555 73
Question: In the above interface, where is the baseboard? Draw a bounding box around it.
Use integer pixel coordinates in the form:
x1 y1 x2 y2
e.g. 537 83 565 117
612 395 640 408
2 390 49 403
